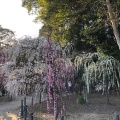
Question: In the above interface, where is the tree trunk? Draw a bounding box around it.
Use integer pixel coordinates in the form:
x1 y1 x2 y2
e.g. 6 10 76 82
106 0 120 50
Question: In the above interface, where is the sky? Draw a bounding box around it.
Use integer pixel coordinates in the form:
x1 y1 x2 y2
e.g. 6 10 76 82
0 0 43 38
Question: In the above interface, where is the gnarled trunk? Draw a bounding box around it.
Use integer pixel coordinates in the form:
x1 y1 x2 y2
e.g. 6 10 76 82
106 0 120 50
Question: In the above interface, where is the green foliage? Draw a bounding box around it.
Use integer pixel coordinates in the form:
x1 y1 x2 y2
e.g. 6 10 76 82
22 0 120 59
39 25 52 37
95 26 120 61
76 96 86 104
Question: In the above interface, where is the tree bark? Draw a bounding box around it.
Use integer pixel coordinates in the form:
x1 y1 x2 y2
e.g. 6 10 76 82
106 0 120 50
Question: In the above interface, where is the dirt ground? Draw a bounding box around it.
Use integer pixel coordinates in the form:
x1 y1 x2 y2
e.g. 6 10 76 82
33 93 120 120
0 93 120 120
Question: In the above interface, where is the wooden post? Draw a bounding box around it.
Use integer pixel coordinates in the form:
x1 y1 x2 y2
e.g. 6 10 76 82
60 114 64 120
39 92 41 104
21 99 23 117
31 95 33 106
116 114 119 120
24 105 27 120
24 97 26 111
30 112 33 120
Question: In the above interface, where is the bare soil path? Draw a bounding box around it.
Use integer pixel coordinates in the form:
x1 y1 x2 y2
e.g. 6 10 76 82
0 94 120 120
0 95 32 120
33 94 120 120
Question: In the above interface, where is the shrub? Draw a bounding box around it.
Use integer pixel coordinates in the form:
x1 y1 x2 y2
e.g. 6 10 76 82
76 96 86 104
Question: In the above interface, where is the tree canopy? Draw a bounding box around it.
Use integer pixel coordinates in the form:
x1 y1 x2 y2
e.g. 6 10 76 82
0 25 14 40
22 0 120 60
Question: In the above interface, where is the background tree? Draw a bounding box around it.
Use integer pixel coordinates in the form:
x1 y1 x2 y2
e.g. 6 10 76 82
22 0 120 59
0 25 14 40
0 26 15 96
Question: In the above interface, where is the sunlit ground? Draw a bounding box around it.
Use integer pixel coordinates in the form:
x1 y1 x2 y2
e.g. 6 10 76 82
0 111 54 120
34 112 54 120
0 112 18 120
0 116 4 120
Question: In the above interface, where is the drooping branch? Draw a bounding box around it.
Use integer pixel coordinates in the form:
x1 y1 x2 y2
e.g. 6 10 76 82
75 52 120 94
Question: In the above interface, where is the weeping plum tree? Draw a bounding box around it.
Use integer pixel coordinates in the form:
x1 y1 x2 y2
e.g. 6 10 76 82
0 26 16 96
75 52 120 103
2 36 75 119
43 38 75 120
